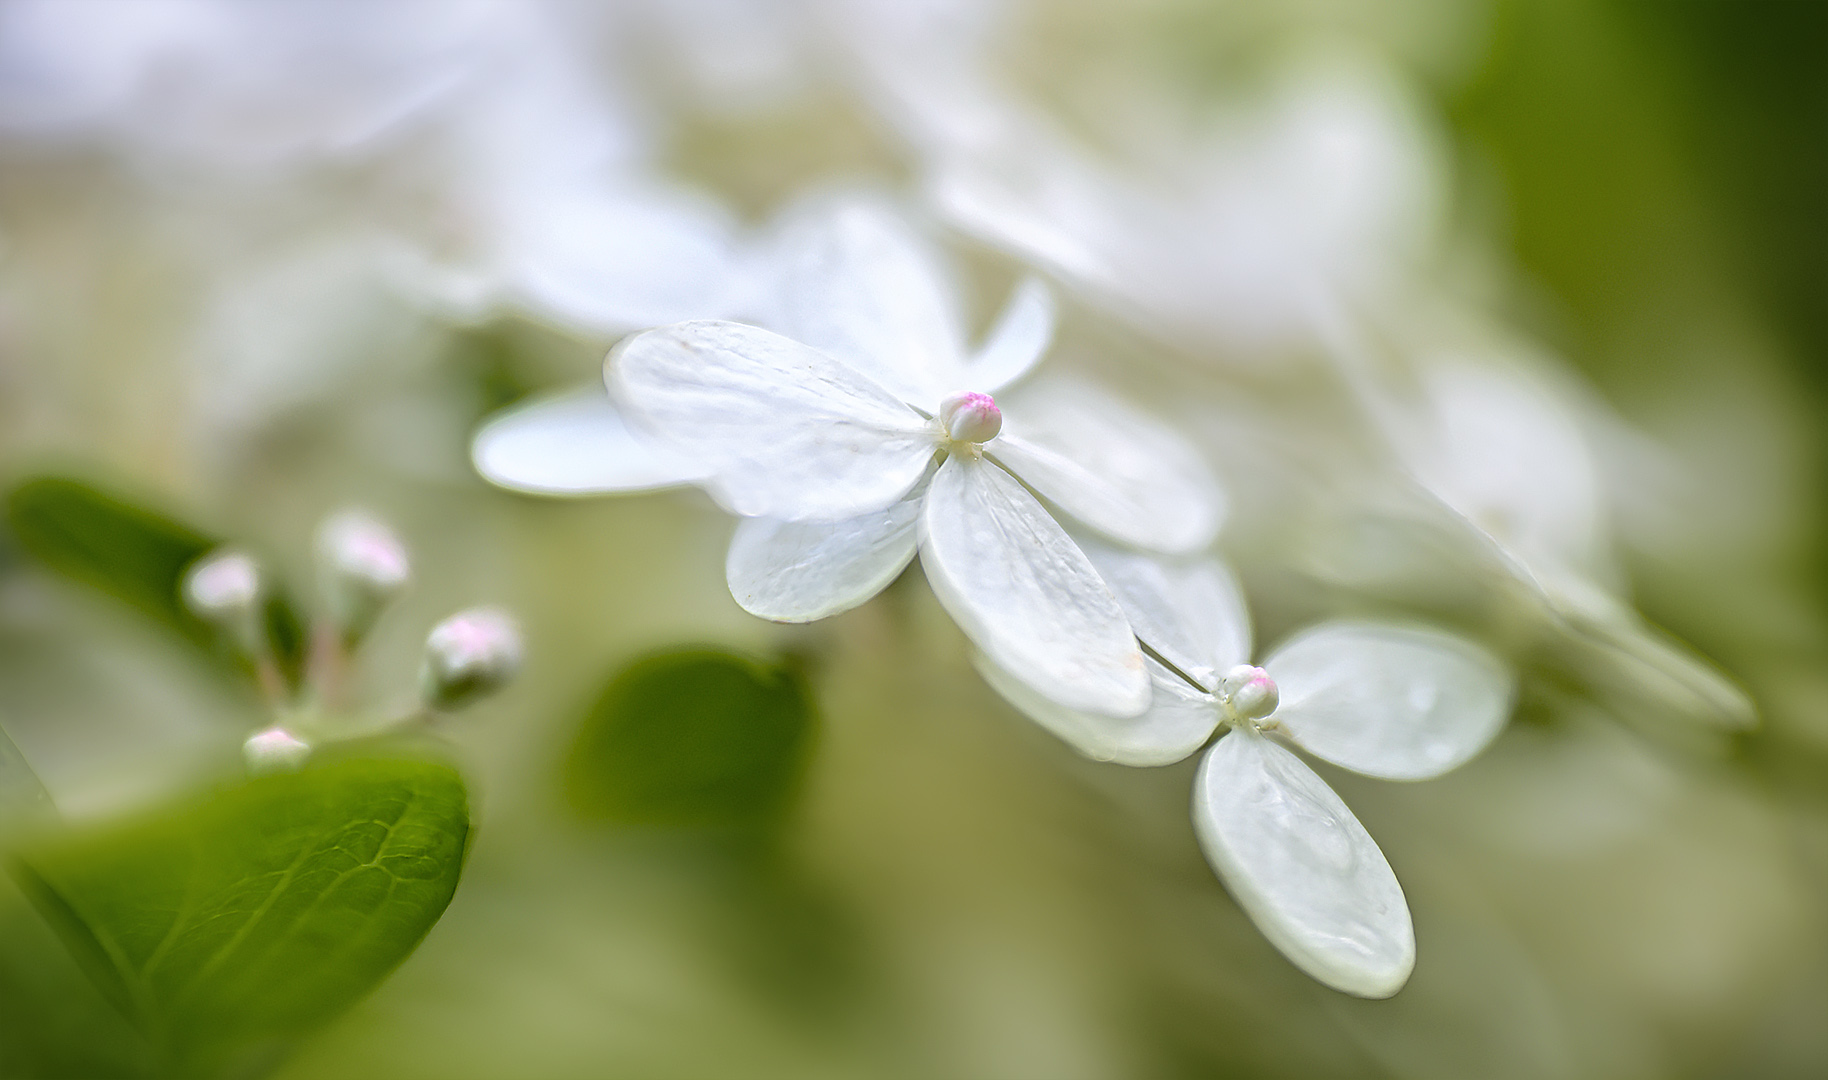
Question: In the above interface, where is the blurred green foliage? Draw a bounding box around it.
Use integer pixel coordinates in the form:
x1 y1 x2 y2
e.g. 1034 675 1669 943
4 476 307 688
0 724 52 823
9 754 470 1080
565 648 816 829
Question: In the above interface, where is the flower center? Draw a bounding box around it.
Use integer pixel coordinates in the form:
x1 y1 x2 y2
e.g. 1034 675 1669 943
1217 664 1279 724
939 391 1002 444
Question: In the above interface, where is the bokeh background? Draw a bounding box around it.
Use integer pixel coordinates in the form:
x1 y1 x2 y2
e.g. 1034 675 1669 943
3 1 1828 1077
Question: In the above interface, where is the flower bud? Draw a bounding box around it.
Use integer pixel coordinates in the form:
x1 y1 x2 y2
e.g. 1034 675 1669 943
316 509 411 642
244 726 311 774
1219 664 1279 722
183 548 263 621
420 606 522 711
939 391 1002 444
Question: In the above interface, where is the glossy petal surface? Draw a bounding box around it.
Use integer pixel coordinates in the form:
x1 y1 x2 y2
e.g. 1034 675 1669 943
1193 729 1414 998
773 199 964 406
725 498 921 622
1266 620 1514 781
612 320 935 521
919 454 1147 718
992 379 1222 554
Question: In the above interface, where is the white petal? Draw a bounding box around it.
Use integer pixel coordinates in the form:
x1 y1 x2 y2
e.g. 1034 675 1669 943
611 320 936 521
725 498 921 623
1193 729 1414 998
919 454 1148 718
965 276 1056 393
773 198 966 406
976 655 1217 766
471 387 707 495
1077 538 1252 689
1266 621 1514 781
990 379 1223 555
506 187 749 333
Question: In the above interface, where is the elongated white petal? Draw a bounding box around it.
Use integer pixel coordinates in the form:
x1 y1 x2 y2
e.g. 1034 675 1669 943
991 379 1223 554
726 498 921 623
471 387 707 495
1193 729 1414 998
1266 621 1514 781
774 198 966 406
976 655 1217 766
1077 538 1251 689
611 321 936 521
966 276 1056 393
919 454 1148 717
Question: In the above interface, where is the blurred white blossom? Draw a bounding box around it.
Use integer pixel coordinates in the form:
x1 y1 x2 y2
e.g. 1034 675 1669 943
0 0 486 170
875 48 1441 353
1313 305 1756 732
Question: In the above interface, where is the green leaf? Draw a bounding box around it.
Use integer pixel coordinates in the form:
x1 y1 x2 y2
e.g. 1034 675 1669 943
4 475 307 686
9 755 470 1078
564 648 816 828
0 721 54 827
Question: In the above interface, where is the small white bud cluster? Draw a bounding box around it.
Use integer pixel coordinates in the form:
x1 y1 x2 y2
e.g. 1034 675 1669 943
939 391 1003 444
316 508 411 643
186 510 523 775
419 607 523 712
1218 664 1279 723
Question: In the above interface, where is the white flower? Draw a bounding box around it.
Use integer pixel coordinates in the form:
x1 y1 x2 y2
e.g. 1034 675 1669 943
979 544 1514 997
505 197 1210 718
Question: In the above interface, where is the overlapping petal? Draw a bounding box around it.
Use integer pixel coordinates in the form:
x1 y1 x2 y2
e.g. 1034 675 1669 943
965 276 1056 393
471 387 708 495
611 320 935 522
919 454 1148 718
976 656 1216 766
1265 620 1513 781
773 199 966 406
1077 539 1251 689
991 379 1223 555
725 497 921 623
1193 729 1414 998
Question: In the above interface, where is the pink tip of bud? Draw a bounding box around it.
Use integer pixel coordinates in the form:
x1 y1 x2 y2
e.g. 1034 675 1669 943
939 391 1002 444
318 509 410 591
184 548 263 618
1219 664 1280 722
244 726 311 773
421 606 523 711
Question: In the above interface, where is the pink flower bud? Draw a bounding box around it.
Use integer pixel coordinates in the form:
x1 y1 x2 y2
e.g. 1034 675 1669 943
939 391 1003 444
244 726 311 774
1219 664 1279 722
420 606 523 711
316 508 411 640
183 549 262 620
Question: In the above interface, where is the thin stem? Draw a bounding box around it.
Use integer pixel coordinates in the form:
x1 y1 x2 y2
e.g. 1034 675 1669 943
307 619 347 712
1138 639 1214 694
